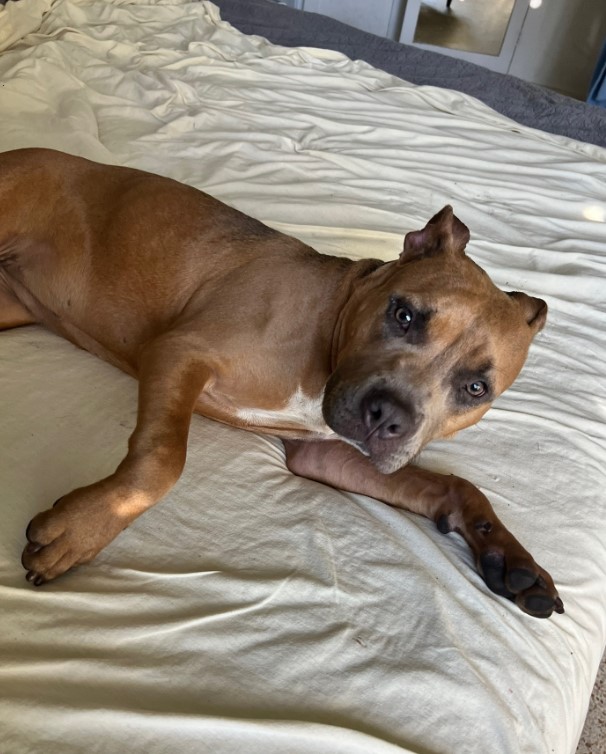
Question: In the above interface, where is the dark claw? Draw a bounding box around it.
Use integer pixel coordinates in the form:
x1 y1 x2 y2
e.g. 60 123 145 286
554 597 565 614
479 551 515 599
25 520 35 542
25 571 45 586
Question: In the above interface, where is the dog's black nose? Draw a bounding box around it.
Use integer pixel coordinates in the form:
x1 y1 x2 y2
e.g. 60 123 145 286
360 389 414 441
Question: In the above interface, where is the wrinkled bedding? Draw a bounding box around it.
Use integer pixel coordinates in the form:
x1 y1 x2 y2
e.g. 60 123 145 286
0 2 605 753
215 0 606 149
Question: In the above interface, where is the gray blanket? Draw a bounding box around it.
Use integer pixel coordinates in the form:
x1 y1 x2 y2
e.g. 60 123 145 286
216 0 606 149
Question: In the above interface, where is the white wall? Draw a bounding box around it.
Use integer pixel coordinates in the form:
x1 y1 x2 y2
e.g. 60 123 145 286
296 0 402 40
509 0 606 99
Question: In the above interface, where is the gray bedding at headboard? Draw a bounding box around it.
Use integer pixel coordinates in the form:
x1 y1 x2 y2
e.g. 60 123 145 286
215 0 606 149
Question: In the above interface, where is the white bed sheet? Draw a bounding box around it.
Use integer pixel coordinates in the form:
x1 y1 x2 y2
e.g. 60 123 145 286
0 1 605 753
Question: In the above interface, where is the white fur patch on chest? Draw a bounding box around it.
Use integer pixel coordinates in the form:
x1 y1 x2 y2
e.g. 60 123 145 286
235 387 334 436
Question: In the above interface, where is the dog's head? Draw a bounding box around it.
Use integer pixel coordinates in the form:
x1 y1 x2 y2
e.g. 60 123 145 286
323 206 547 473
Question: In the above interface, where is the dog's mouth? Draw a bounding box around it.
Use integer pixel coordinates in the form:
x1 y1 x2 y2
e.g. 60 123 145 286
323 382 425 473
334 431 423 474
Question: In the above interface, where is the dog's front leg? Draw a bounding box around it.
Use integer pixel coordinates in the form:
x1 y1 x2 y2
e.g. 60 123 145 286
22 333 209 584
284 439 564 618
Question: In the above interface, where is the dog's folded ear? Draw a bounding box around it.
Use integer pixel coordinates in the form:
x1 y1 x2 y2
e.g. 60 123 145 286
507 291 548 333
400 205 470 264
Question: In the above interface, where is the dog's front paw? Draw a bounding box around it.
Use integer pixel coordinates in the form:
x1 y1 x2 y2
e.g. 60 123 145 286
22 490 124 584
478 549 564 619
435 480 564 619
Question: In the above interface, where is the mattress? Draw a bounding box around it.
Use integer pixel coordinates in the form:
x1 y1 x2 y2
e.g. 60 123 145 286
0 1 605 753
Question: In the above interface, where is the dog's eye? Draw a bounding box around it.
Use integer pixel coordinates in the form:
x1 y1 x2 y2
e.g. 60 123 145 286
466 381 487 398
394 306 413 330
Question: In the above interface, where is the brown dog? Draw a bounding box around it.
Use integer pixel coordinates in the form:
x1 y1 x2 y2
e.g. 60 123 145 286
0 148 563 618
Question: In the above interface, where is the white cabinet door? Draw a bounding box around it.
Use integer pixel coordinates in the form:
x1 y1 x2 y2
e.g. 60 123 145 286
301 0 403 40
399 0 530 74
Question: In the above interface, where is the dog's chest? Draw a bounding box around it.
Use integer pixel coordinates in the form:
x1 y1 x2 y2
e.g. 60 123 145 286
234 387 334 436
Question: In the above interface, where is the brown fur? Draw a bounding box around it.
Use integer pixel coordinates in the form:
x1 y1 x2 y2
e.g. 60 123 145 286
1 149 561 618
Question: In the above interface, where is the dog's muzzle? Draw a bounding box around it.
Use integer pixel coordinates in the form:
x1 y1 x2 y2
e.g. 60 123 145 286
323 383 422 472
